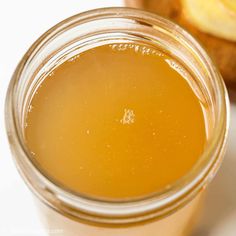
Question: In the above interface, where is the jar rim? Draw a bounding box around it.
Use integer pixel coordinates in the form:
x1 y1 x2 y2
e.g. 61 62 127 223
5 7 230 224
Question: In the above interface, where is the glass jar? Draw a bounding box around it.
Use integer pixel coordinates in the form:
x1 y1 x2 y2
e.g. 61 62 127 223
5 8 229 236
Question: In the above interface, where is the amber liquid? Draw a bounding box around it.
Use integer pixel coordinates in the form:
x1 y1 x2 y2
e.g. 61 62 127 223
25 43 206 199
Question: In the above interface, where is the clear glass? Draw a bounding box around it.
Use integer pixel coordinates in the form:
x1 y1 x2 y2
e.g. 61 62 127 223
5 7 229 236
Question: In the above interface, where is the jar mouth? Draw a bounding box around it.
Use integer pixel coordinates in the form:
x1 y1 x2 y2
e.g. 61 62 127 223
5 7 229 223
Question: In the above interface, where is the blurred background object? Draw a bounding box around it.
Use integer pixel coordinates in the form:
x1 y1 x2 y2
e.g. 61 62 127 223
126 0 236 86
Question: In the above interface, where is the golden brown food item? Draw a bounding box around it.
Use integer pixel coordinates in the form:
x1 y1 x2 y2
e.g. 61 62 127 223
126 0 236 84
182 0 236 41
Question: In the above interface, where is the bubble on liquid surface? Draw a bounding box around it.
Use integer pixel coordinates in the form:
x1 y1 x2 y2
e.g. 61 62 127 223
30 151 36 156
120 108 135 125
28 105 33 113
165 59 189 80
68 54 80 62
109 43 164 56
48 71 54 77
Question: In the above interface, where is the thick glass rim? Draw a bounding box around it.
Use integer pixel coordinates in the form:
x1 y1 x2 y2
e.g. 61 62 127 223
5 7 229 223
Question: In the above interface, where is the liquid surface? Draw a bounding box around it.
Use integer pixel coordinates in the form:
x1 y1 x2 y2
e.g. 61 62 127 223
25 43 206 199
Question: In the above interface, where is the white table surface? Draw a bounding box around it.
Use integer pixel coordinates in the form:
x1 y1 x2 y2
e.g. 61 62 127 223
0 1 235 235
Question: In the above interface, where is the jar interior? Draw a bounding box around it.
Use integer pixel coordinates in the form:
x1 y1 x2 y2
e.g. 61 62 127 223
13 18 217 201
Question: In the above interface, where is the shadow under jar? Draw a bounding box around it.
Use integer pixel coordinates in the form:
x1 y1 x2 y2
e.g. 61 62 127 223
5 8 229 236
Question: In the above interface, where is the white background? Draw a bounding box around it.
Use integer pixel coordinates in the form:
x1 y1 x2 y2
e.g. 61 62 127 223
0 1 236 236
